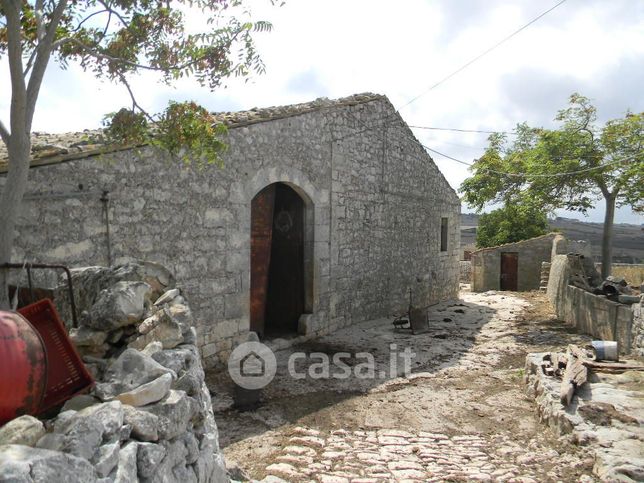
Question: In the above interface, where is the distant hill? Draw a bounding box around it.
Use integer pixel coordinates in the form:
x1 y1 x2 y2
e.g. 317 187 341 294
461 214 644 263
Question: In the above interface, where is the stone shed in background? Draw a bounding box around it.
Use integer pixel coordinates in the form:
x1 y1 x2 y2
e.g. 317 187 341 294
470 233 558 292
0 93 461 368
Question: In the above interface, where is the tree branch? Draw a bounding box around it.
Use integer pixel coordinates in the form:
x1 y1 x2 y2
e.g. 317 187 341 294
596 177 610 198
35 0 45 42
23 49 38 76
52 36 165 71
73 9 110 32
19 0 46 76
100 10 113 40
117 72 157 124
96 0 129 28
52 36 231 75
3 0 28 136
25 0 69 131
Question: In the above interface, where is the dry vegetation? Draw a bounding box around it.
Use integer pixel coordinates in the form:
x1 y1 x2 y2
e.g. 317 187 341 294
611 265 644 286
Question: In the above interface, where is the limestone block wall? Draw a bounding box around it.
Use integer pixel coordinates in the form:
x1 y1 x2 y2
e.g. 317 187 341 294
325 99 460 328
547 254 641 354
0 262 227 482
471 233 557 292
1 95 460 368
551 233 592 259
459 261 472 283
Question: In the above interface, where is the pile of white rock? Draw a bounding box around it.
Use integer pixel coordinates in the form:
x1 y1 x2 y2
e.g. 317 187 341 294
0 262 227 482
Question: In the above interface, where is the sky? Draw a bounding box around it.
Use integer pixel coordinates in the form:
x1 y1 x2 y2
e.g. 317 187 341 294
1 0 643 224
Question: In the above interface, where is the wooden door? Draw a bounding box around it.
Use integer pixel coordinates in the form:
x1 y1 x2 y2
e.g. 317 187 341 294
500 252 518 291
265 184 304 335
250 185 276 336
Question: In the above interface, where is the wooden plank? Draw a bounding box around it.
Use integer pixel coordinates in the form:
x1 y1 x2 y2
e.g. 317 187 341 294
500 252 518 291
250 184 276 337
560 347 588 407
582 360 644 372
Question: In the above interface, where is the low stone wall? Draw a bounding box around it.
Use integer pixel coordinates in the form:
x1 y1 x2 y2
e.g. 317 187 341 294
0 263 227 482
524 353 644 481
547 254 643 354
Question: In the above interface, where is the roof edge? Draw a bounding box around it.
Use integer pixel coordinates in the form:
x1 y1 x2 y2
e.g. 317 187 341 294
0 93 388 171
470 232 559 255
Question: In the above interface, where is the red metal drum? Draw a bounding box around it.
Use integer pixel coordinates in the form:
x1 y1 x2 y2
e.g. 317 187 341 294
0 310 47 425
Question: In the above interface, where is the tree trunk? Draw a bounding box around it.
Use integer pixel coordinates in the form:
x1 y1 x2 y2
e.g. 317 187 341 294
600 193 616 280
0 137 31 309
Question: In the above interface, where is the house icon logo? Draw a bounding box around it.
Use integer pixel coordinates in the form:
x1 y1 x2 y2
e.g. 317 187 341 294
228 342 276 389
240 351 265 377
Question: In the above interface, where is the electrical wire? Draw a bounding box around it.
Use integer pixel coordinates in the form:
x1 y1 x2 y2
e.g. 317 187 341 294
425 139 490 150
339 102 642 181
398 0 569 110
409 125 514 135
332 1 568 145
423 143 643 178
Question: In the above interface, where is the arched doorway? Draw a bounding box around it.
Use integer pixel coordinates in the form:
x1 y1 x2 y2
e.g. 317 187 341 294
250 183 309 338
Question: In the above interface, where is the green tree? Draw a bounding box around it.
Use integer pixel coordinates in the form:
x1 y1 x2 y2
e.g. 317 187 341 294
475 205 549 248
461 94 644 278
0 0 277 307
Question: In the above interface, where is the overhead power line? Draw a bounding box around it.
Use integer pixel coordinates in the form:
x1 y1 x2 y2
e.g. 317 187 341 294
423 144 644 178
422 145 473 167
426 139 490 150
332 1 569 146
341 110 642 180
409 125 514 135
398 0 569 110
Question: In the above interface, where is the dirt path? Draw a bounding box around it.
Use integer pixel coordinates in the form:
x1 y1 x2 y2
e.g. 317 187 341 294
207 289 598 482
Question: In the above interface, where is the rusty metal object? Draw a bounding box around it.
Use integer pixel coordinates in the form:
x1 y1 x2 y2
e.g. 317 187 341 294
393 288 412 330
392 288 436 335
19 299 94 415
1 263 93 419
0 311 47 424
1 263 79 328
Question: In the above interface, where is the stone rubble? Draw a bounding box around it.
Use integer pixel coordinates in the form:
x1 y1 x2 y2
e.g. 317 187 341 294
525 352 644 482
0 262 227 483
0 416 46 447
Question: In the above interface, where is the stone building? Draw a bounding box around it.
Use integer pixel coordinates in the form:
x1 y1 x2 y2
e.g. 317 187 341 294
470 233 558 292
0 93 461 368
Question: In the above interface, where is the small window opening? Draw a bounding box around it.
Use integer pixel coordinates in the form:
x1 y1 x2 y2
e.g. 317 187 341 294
440 217 448 252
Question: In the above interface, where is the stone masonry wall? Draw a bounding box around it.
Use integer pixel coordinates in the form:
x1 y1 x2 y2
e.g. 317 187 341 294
1 95 460 368
459 261 472 283
547 254 642 354
0 262 227 482
471 233 557 292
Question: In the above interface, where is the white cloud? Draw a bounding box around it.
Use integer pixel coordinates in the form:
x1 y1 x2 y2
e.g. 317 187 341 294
1 0 642 224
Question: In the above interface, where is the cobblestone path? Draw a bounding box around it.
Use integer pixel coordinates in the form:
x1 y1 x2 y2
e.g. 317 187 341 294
211 290 596 482
262 426 588 482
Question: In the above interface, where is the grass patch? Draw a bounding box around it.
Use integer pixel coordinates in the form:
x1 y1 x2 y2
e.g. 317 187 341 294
611 265 644 286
